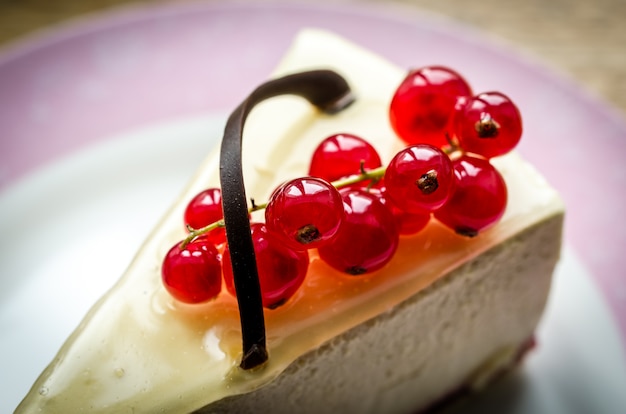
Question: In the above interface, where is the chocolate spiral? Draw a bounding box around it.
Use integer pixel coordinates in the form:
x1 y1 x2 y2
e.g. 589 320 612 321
219 70 354 369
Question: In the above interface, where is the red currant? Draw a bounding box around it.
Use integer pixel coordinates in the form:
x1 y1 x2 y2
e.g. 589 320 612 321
376 188 431 235
384 144 454 213
434 155 507 237
161 239 222 304
453 91 522 158
309 133 382 187
390 207 431 235
318 189 399 275
265 177 344 250
222 223 309 309
184 188 226 244
390 66 472 148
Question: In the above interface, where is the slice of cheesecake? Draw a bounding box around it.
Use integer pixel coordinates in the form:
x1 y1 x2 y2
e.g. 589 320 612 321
16 29 564 414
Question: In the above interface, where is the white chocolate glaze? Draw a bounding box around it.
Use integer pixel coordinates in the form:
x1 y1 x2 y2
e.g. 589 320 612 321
16 29 564 413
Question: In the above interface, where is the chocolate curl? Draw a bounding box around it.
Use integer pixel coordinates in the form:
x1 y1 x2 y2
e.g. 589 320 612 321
219 70 354 370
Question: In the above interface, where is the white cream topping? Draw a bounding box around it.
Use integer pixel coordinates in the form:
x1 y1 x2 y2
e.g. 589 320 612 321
16 29 564 413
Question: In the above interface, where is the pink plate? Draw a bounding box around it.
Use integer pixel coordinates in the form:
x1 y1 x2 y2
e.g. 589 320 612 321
1 1 625 411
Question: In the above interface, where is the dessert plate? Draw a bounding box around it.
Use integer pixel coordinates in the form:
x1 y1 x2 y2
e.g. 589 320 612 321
1 1 625 412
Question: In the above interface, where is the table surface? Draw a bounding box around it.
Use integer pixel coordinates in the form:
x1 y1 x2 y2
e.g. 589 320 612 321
1 0 625 117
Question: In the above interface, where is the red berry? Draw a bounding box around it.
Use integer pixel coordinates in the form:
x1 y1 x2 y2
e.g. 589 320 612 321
453 92 522 158
390 66 472 148
222 223 309 309
265 177 344 250
391 207 431 235
318 189 399 275
376 188 431 235
184 188 225 244
161 239 222 304
384 144 455 213
434 155 507 236
309 133 382 187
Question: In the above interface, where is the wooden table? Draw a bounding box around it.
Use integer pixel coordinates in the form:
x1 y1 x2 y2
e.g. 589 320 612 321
1 0 625 116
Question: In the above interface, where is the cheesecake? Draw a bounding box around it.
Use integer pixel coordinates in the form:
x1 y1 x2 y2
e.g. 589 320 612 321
15 29 564 413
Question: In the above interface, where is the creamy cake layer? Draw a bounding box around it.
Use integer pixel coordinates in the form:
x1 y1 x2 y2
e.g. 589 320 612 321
202 214 562 414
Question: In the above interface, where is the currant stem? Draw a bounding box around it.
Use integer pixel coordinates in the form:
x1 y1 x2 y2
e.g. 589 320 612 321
181 166 387 247
181 220 225 248
335 165 386 189
443 132 458 154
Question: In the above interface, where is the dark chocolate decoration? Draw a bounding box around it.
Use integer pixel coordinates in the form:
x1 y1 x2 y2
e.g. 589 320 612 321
219 70 354 370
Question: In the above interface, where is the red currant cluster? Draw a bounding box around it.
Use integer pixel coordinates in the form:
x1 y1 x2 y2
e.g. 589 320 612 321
389 66 520 236
161 65 522 309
